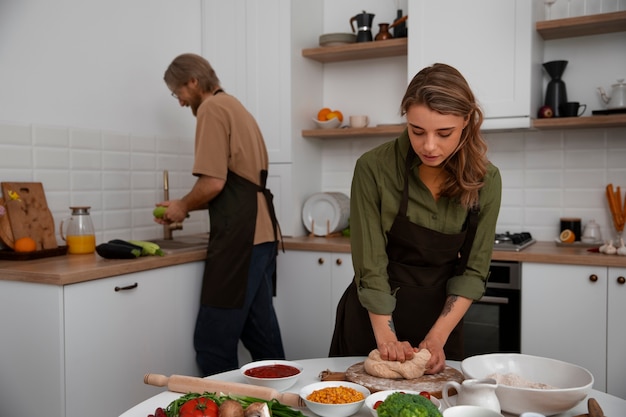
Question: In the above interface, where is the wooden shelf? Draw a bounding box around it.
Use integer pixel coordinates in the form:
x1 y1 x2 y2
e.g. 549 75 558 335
302 124 405 139
302 38 407 63
532 114 626 129
536 10 626 40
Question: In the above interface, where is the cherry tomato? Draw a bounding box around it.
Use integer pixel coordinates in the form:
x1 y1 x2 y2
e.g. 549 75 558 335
419 391 431 399
179 397 219 417
373 400 384 409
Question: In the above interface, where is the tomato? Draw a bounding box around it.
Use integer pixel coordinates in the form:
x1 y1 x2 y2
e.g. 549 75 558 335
179 397 219 417
419 391 431 399
373 400 384 409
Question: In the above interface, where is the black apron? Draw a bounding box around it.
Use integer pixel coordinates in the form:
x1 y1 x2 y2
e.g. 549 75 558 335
201 169 280 308
329 147 479 360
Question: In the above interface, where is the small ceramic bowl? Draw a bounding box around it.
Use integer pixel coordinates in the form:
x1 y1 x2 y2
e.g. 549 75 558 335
300 381 370 417
312 117 341 129
364 390 441 416
240 360 303 392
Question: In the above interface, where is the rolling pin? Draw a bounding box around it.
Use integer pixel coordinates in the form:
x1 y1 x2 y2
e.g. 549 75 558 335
144 373 305 408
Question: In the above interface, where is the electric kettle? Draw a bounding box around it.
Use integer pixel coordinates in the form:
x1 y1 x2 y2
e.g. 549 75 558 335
350 11 375 42
598 79 626 109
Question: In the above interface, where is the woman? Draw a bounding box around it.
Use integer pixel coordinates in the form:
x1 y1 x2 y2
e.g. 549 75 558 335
329 63 501 375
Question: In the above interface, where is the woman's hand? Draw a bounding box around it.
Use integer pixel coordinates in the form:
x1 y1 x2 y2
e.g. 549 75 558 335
419 336 446 374
377 340 417 363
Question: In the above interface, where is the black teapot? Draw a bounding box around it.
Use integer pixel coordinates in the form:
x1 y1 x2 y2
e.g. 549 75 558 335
350 11 375 42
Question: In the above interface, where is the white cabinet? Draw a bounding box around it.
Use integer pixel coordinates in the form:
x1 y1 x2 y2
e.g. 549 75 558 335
521 263 626 398
408 0 543 130
274 250 353 360
0 262 203 417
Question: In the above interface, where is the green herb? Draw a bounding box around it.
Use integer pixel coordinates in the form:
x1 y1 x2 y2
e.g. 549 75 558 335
164 392 306 417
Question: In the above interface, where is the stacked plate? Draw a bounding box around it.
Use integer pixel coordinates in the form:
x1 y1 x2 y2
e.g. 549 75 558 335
319 33 356 46
302 192 350 236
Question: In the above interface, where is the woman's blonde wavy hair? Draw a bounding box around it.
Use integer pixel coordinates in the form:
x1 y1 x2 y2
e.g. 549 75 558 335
401 63 489 210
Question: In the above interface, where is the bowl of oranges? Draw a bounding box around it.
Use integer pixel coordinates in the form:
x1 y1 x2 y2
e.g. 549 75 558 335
313 107 343 129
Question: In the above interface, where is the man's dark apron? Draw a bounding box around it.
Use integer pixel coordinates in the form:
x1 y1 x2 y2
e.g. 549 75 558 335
329 148 479 360
201 169 281 309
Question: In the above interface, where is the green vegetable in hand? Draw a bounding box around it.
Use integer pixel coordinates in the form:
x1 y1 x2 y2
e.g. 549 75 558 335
153 206 167 219
376 392 442 417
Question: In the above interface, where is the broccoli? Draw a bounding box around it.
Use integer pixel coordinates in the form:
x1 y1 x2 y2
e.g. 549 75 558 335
376 392 442 417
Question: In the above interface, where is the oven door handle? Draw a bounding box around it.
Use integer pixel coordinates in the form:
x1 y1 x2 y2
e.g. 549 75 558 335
477 295 509 305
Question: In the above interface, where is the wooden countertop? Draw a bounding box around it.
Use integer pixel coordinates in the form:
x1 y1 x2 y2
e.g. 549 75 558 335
2 237 624 286
281 236 626 268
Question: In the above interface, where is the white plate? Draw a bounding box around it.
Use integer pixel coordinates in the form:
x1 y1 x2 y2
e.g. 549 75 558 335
302 192 350 236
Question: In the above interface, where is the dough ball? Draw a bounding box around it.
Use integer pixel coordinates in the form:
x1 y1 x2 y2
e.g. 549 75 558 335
363 349 431 379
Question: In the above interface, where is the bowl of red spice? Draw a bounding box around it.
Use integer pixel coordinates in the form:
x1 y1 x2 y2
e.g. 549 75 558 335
240 360 303 391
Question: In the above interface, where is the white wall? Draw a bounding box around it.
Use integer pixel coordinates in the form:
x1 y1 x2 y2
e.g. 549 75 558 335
0 0 208 245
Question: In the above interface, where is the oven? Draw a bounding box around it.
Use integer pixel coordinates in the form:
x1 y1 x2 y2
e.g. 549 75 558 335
463 260 521 358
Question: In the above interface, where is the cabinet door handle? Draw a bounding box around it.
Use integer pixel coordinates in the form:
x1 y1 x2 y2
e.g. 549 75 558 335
589 274 598 282
618 276 626 285
115 282 138 292
318 258 324 265
336 258 342 266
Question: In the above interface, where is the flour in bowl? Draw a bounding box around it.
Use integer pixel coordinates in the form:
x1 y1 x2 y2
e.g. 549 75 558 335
487 373 557 389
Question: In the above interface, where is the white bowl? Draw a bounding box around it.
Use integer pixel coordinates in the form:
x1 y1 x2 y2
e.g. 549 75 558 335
300 381 370 417
364 390 442 416
240 360 302 392
461 354 593 415
313 117 341 129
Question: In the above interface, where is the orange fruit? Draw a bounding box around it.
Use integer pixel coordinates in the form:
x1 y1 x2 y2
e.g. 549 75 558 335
317 107 332 121
326 110 344 122
15 237 37 252
559 229 575 243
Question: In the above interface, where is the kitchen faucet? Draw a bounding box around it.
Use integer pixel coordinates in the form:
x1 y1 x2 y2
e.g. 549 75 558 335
162 170 183 240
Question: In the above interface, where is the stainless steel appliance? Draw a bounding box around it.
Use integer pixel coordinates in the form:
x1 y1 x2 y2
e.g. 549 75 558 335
463 261 521 358
493 231 536 252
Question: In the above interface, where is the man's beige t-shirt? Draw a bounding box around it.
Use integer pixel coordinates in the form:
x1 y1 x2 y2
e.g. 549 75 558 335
192 92 275 245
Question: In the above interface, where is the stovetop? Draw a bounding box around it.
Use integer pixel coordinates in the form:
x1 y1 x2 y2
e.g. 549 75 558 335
493 231 536 252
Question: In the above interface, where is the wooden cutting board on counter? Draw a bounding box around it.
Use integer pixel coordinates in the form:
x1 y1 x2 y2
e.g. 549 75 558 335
1 182 58 250
344 361 464 399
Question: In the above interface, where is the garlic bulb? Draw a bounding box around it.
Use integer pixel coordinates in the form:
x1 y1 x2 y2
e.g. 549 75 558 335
599 240 610 253
617 238 626 256
605 240 617 255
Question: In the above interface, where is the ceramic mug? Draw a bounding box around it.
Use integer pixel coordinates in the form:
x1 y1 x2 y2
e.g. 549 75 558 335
443 405 503 417
559 101 586 117
349 115 369 128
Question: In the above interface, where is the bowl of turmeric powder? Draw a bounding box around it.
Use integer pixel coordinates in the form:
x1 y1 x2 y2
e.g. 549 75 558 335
300 381 370 417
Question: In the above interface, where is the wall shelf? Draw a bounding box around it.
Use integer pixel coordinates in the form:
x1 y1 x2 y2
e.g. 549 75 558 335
532 114 626 129
536 10 626 40
302 124 405 139
301 38 407 63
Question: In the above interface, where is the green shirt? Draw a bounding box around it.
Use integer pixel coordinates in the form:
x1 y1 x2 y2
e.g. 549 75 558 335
350 130 502 315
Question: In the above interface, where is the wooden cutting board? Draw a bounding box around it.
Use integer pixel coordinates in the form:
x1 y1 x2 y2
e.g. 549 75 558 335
0 197 15 249
345 361 464 399
1 182 58 250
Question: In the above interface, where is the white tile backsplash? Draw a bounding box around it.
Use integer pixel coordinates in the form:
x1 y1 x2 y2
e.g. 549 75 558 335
320 127 626 242
0 122 206 245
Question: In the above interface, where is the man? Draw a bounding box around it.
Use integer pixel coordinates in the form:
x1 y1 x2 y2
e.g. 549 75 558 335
158 53 285 375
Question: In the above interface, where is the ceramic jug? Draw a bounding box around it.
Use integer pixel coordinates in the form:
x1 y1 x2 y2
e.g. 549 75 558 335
598 79 626 109
442 378 501 413
60 206 96 254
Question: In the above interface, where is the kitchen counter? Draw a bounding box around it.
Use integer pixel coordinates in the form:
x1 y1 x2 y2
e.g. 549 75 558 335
280 236 626 267
2 236 625 286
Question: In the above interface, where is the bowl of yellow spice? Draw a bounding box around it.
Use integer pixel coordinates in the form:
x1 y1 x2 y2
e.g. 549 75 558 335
300 381 370 417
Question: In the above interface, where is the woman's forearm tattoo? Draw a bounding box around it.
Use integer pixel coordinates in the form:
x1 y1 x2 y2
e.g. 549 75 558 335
387 318 396 334
441 295 458 317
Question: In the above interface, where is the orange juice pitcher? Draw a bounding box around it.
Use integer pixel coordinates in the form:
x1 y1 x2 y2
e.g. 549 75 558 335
60 206 96 254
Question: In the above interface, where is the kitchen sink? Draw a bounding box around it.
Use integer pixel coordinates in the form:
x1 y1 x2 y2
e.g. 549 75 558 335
150 234 209 251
